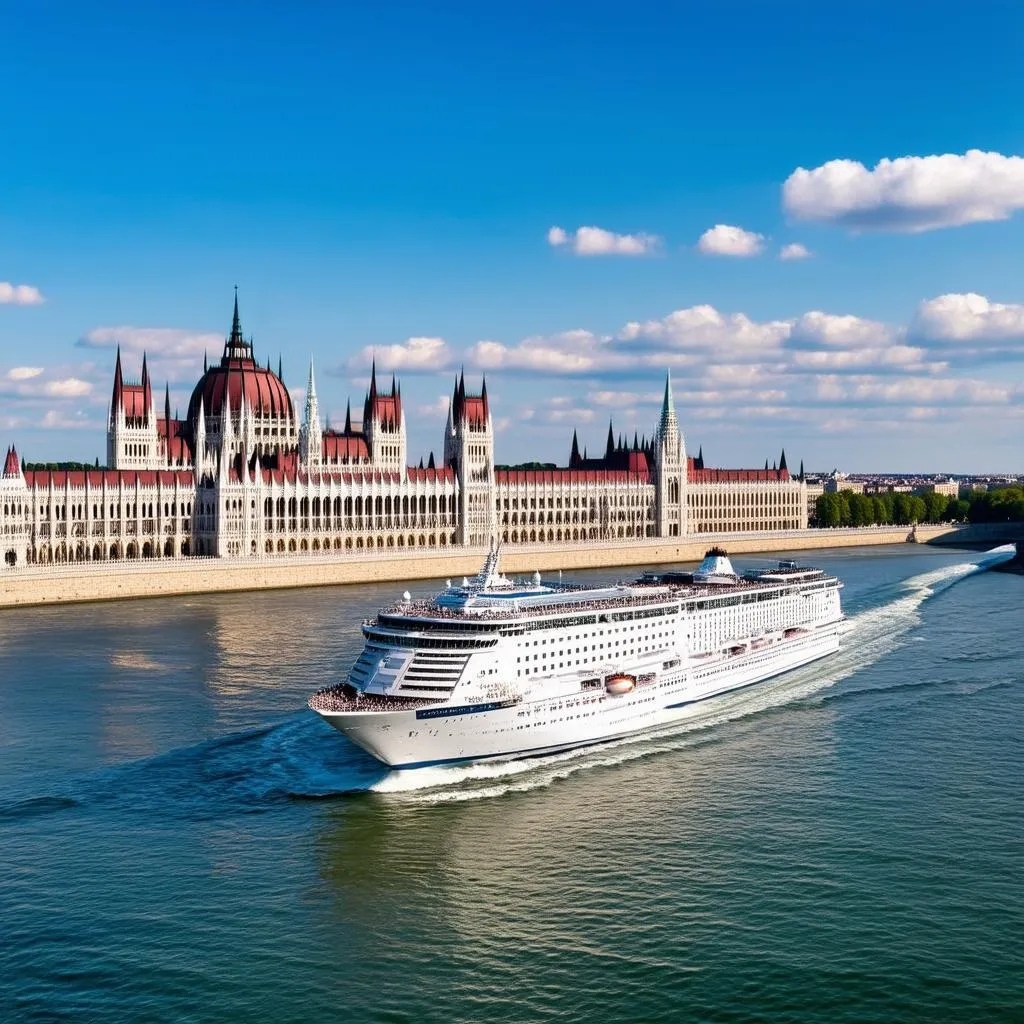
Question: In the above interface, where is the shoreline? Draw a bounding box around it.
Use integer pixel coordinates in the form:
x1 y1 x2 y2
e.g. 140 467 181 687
0 523 1017 610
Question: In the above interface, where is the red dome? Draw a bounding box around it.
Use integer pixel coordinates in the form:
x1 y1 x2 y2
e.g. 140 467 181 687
188 356 294 425
186 293 294 429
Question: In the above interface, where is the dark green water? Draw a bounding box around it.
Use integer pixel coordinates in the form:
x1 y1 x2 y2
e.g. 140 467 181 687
0 545 1021 1023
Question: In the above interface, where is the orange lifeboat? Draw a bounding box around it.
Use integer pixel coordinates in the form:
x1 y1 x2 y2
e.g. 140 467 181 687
605 674 636 695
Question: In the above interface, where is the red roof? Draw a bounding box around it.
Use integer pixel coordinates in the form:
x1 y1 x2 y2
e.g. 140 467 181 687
687 457 791 483
157 418 191 464
322 432 370 462
496 468 650 485
405 466 455 483
119 384 149 419
3 445 20 477
26 469 193 488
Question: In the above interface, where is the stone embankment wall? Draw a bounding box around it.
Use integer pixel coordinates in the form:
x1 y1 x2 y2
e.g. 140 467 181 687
0 523 1016 609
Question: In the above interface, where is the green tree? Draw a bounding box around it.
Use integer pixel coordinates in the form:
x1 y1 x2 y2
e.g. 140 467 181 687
922 491 950 523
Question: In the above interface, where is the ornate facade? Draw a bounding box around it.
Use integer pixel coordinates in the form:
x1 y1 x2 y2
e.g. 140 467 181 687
0 295 807 568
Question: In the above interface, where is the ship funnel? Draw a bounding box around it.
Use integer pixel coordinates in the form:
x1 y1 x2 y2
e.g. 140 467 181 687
694 547 737 583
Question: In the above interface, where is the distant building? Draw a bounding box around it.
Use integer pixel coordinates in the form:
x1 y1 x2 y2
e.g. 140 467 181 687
823 471 864 495
0 294 809 567
919 479 960 499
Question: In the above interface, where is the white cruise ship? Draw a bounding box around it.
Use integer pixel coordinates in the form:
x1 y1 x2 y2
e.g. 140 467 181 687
309 546 843 769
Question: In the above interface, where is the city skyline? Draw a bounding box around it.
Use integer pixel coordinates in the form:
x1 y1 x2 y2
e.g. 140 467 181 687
2 3 1024 473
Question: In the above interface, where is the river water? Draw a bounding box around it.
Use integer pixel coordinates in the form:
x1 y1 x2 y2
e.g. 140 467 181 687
0 545 1021 1023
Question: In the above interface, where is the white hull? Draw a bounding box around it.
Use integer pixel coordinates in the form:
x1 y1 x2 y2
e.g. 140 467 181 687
317 623 840 769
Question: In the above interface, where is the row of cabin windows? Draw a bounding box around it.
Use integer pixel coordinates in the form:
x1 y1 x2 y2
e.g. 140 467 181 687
515 624 672 676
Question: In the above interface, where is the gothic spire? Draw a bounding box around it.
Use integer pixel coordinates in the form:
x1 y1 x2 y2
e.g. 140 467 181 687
230 286 242 343
779 449 788 473
570 429 580 466
370 358 378 401
344 399 352 435
605 420 615 460
111 345 123 411
799 459 805 481
428 451 436 470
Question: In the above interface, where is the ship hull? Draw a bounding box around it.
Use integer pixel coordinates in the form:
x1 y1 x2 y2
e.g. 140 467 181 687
315 624 841 769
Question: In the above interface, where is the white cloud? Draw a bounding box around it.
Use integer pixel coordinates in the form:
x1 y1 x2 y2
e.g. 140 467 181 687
790 311 894 349
696 224 765 257
78 325 222 382
349 336 451 373
0 282 44 305
43 378 92 397
779 242 812 261
783 150 1024 232
910 292 1024 348
547 224 661 256
622 305 789 354
469 330 617 374
0 371 94 401
417 395 451 417
40 409 101 430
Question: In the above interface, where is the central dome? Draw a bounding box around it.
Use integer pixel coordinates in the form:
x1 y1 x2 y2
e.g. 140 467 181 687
186 294 294 429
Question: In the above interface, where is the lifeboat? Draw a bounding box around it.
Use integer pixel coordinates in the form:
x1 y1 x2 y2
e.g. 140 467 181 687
605 674 636 695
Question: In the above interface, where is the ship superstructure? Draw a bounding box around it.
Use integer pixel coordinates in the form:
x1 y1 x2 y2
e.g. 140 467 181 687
309 546 843 768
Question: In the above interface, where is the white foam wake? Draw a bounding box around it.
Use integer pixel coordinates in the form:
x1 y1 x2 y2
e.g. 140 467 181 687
366 549 1008 803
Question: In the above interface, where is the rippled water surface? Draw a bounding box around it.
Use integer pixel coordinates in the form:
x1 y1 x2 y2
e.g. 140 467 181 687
1 545 1021 1022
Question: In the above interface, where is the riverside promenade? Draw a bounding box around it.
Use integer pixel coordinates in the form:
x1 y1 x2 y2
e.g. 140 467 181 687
0 523 1014 610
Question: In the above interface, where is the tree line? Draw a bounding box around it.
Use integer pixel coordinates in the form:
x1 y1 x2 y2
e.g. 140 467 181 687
815 486 1024 528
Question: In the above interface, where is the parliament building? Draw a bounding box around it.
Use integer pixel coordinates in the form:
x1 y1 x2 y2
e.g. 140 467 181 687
0 295 807 568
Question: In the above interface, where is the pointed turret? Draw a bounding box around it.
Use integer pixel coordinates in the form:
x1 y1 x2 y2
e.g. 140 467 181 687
140 352 152 414
799 459 805 481
570 429 581 467
3 444 21 478
343 399 352 434
278 354 283 380
481 375 489 419
632 430 639 450
428 451 436 470
370 358 378 401
300 357 323 468
111 346 124 412
696 444 704 470
779 448 788 473
605 420 615 460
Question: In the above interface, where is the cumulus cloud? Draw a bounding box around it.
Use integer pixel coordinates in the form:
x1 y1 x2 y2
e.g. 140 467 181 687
78 325 222 382
547 225 661 256
0 370 93 401
790 311 895 349
417 395 452 417
622 305 789 354
40 409 101 430
348 336 451 374
696 224 765 257
783 150 1024 232
469 330 617 375
779 243 812 261
910 292 1024 348
0 282 45 305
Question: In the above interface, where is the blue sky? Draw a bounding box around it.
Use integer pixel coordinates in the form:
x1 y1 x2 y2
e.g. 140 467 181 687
2 0 1024 472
